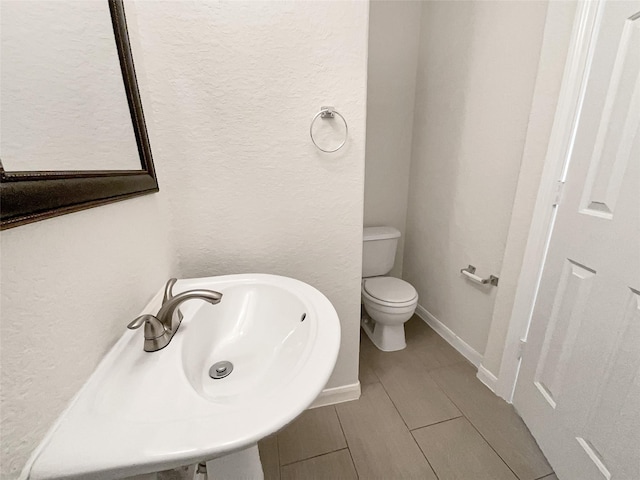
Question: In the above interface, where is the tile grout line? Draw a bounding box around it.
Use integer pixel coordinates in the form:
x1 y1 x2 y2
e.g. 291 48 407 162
459 411 523 479
279 447 351 469
273 318 544 480
334 403 361 480
369 365 463 435
276 406 349 468
369 366 440 480
428 372 522 480
408 429 441 480
361 323 470 480
276 432 282 480
409 414 464 432
275 433 281 480
373 374 411 431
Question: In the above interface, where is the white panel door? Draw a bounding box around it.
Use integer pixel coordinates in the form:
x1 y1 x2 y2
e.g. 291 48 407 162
513 2 640 479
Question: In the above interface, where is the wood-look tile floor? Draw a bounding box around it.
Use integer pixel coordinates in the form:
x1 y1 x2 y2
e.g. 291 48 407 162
258 316 555 480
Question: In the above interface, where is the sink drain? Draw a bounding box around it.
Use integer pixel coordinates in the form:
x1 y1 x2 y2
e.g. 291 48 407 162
209 360 233 379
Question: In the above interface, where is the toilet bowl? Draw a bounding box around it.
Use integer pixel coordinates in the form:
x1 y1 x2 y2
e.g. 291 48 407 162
361 273 418 352
361 226 418 351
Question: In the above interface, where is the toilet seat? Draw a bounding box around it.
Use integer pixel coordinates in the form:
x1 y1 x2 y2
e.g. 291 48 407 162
362 277 418 307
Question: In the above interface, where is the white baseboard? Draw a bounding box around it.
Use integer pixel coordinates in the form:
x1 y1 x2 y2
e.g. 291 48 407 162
309 382 361 409
415 304 483 367
476 365 498 393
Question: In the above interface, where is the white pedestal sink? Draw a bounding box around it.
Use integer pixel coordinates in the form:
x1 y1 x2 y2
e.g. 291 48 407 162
25 274 341 480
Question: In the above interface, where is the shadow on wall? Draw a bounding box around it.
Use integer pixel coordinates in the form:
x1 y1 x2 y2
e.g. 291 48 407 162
403 0 478 326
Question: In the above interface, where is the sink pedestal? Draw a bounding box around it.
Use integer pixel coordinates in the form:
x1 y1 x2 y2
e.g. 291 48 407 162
203 444 263 480
128 445 263 480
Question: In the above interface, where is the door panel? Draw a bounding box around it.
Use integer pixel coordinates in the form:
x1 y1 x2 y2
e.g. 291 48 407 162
513 2 640 479
580 13 640 219
581 288 640 480
534 259 596 408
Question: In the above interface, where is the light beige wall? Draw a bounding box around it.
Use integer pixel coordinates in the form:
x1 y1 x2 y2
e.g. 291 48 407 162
1 3 370 477
404 1 548 355
482 1 578 377
1 7 176 476
364 1 421 277
0 198 173 478
131 1 369 389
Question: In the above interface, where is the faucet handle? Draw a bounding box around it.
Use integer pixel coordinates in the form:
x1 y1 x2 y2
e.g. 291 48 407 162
127 314 166 339
163 278 183 324
163 278 178 304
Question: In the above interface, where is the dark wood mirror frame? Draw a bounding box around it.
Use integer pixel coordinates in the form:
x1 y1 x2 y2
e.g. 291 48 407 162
0 0 158 230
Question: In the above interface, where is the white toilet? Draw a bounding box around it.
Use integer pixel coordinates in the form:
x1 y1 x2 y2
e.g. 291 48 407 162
361 226 418 351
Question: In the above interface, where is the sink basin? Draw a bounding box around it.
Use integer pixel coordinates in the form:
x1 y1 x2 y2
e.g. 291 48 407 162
27 274 341 479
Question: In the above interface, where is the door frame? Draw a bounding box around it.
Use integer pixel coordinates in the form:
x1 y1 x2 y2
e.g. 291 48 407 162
494 0 606 402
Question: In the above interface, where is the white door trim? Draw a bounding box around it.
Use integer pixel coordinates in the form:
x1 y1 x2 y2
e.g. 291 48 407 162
495 0 606 402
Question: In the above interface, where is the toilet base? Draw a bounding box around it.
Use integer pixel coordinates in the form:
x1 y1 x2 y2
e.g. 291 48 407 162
361 316 406 352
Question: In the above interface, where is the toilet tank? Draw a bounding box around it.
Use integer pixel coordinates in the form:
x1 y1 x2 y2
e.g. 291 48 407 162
362 226 401 278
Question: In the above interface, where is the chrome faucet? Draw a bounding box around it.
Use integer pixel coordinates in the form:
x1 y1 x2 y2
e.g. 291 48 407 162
127 278 223 352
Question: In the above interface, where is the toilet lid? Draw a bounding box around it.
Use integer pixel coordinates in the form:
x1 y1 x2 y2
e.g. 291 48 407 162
363 277 417 303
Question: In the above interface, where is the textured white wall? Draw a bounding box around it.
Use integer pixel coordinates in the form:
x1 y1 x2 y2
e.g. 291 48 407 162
0 197 173 479
0 1 140 171
0 4 368 477
1 2 368 478
482 1 578 377
404 1 548 355
130 1 368 389
364 1 421 277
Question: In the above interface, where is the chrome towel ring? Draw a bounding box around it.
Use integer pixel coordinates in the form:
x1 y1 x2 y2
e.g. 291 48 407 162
310 106 348 153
